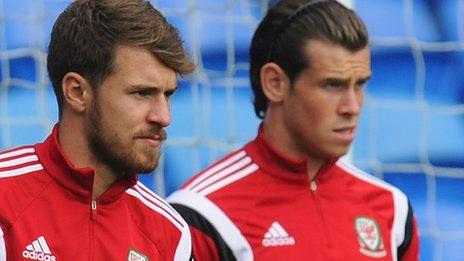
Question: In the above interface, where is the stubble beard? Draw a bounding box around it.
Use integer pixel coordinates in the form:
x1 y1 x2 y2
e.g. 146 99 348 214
87 101 161 177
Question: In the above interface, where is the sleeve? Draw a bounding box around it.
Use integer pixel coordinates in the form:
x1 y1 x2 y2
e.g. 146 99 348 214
173 216 195 261
172 203 236 261
167 190 253 261
397 202 419 261
1 226 6 261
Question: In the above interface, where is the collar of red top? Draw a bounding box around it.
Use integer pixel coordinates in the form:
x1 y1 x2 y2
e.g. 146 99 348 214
34 124 137 204
247 124 336 184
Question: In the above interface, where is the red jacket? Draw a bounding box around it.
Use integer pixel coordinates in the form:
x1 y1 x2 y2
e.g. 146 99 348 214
0 126 191 260
168 128 419 260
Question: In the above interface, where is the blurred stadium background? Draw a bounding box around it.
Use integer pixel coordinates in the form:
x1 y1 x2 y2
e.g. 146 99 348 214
0 0 463 260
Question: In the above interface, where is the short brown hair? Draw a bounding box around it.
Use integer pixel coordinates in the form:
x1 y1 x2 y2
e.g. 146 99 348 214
250 0 368 118
47 0 195 118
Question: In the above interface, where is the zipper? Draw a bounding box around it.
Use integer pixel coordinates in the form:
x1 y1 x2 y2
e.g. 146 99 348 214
310 181 332 248
90 200 97 260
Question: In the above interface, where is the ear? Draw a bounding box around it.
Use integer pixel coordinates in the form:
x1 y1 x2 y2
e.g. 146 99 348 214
260 63 289 103
61 72 93 114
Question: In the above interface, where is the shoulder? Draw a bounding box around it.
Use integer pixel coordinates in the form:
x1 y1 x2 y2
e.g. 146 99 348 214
0 145 44 180
334 161 415 249
0 145 48 227
170 147 263 229
181 148 260 197
168 188 253 261
125 181 188 233
167 148 259 261
124 181 191 261
0 145 47 191
335 160 408 203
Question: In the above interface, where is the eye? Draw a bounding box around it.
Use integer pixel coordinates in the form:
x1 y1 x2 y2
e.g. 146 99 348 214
135 90 150 96
355 79 369 89
324 80 345 89
132 89 154 97
164 88 177 98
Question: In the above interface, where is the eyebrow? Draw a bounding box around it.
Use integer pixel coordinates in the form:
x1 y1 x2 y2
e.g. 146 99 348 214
324 75 372 84
167 86 178 94
129 84 178 91
357 75 372 84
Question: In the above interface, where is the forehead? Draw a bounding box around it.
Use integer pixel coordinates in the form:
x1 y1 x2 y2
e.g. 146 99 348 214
302 39 371 77
111 45 176 87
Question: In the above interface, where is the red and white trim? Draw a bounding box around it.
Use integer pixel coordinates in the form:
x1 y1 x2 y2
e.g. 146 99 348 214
0 147 43 179
184 150 259 196
136 182 180 215
197 163 258 196
168 189 253 261
173 218 192 261
0 155 39 168
126 182 185 231
126 182 192 261
336 160 409 261
0 147 35 160
185 150 247 191
0 226 5 261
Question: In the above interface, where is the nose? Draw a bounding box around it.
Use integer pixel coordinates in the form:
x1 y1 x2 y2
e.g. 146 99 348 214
338 87 363 116
147 95 171 127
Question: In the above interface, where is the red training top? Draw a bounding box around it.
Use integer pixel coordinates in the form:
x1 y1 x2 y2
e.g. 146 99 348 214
0 125 191 261
168 127 419 261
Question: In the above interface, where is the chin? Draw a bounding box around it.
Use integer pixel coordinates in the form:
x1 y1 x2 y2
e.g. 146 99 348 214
128 157 159 174
327 147 350 159
138 169 156 174
132 165 157 174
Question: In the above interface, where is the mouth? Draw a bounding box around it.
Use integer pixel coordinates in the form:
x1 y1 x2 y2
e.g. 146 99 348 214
333 126 356 142
138 136 163 147
136 130 167 148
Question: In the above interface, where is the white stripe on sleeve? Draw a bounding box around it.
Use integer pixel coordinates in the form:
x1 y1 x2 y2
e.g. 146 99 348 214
0 226 6 261
126 188 183 231
336 161 409 261
0 164 44 178
0 155 38 168
167 189 253 261
0 147 35 160
192 157 252 193
174 218 192 261
198 163 258 196
185 151 247 191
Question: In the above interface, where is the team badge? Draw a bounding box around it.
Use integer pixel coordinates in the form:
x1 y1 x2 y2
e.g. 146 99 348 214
128 249 148 261
354 216 387 258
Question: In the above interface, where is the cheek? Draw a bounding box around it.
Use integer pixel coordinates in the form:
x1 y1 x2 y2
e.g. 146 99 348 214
295 95 331 122
99 104 136 133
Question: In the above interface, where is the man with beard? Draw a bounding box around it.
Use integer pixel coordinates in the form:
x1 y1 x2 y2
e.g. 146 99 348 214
168 0 419 260
0 0 194 260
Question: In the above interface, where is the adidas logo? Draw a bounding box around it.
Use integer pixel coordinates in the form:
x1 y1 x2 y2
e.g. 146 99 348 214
22 236 56 261
128 249 148 261
262 221 295 247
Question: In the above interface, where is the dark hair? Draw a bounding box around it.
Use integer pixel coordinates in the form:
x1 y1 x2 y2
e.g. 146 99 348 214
47 0 195 118
250 0 369 118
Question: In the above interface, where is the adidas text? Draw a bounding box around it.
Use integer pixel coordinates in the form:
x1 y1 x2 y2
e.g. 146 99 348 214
22 250 56 261
262 237 295 247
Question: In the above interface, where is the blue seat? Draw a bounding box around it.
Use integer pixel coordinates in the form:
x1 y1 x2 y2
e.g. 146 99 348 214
164 82 260 194
355 0 441 41
428 0 462 41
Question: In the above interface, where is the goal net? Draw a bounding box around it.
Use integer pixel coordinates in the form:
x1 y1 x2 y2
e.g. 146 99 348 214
0 0 462 260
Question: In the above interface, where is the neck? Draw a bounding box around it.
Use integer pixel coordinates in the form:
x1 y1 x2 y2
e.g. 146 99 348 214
58 116 118 200
262 111 327 181
91 166 119 200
